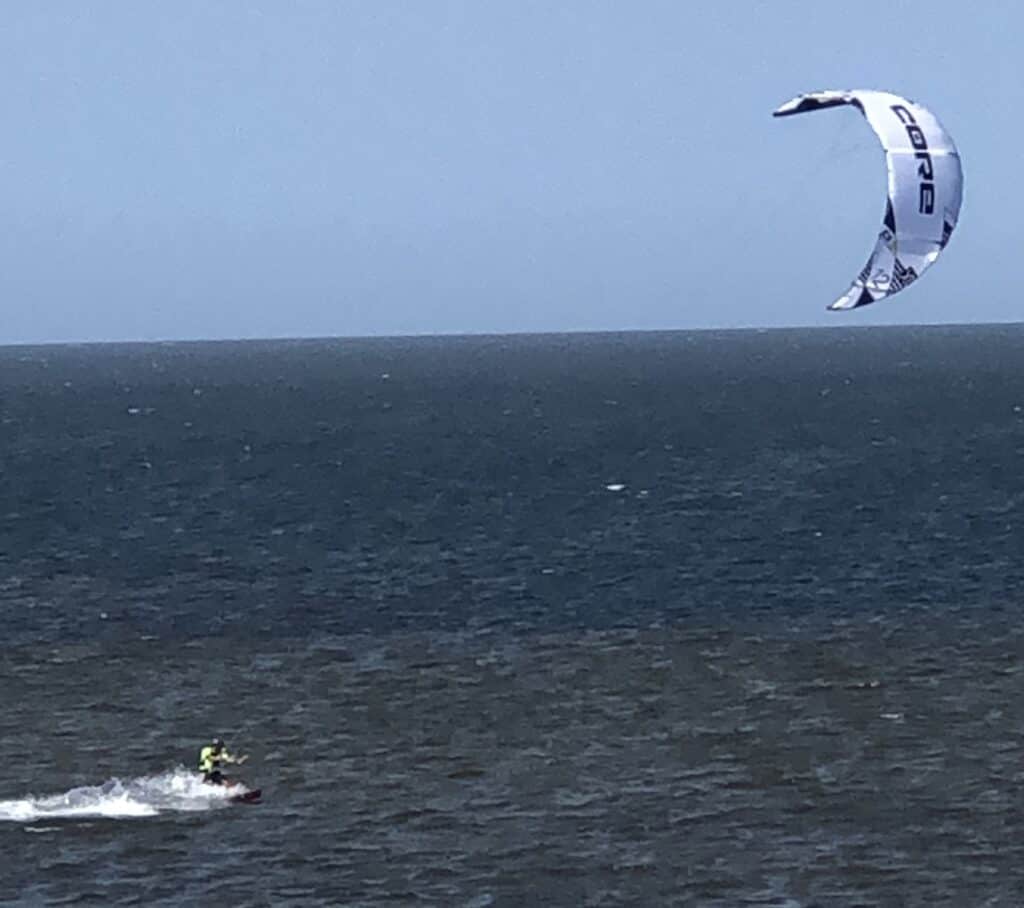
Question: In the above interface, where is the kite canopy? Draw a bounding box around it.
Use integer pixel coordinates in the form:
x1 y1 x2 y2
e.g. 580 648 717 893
774 90 962 311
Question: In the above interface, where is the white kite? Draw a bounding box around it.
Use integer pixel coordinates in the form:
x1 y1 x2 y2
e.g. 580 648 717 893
774 90 963 310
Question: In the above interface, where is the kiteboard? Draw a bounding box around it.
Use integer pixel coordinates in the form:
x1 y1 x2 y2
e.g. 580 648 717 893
228 787 262 805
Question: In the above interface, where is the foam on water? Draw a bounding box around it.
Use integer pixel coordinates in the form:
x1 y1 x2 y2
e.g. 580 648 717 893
0 767 249 822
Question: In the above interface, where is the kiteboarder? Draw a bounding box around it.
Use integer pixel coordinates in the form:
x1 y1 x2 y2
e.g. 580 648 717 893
198 738 247 785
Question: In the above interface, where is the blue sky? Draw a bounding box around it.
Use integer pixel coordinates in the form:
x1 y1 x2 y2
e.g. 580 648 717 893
1 1 1018 343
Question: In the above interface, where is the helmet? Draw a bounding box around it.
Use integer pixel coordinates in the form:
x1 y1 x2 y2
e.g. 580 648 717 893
212 738 224 748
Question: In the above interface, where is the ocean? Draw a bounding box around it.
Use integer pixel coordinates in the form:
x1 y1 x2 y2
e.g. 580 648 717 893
2 325 1024 905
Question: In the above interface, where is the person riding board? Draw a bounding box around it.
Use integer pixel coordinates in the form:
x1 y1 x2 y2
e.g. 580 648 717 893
198 738 247 785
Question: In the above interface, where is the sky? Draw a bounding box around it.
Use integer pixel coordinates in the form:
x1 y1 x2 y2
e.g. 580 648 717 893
1 1 1020 344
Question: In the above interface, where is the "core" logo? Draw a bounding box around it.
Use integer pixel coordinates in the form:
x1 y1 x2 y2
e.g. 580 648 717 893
891 105 935 216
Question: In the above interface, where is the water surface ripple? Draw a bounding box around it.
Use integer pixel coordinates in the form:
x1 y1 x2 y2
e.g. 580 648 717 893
2 326 1024 905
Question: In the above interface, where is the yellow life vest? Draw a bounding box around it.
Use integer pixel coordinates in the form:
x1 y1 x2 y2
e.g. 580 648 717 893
198 745 219 773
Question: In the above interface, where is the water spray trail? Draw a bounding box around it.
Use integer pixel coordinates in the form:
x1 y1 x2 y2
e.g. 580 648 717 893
0 767 249 822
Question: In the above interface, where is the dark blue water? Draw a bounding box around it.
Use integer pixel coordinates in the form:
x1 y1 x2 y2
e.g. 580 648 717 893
3 326 1024 905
